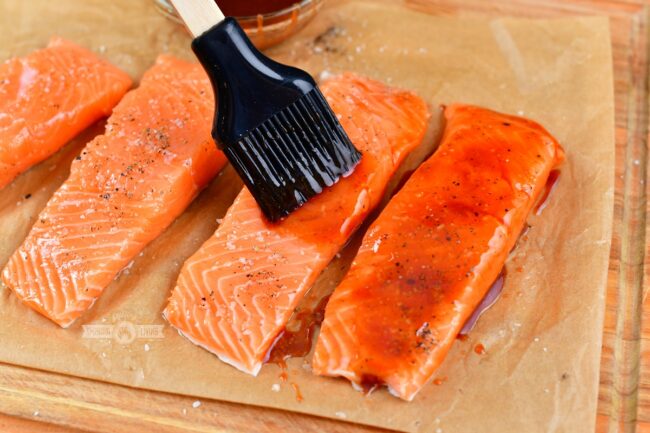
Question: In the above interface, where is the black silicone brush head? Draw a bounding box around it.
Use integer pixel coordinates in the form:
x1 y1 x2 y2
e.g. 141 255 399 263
192 18 361 221
222 87 361 220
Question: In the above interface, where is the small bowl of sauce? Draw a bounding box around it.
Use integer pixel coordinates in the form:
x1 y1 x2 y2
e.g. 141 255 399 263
156 0 324 50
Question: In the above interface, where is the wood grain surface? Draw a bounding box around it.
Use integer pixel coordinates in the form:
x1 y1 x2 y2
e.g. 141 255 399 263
0 0 646 432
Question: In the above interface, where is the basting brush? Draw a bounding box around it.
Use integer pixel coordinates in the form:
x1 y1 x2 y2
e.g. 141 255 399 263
169 0 362 221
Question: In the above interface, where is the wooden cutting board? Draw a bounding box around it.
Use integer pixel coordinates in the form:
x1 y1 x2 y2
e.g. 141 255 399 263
0 0 645 432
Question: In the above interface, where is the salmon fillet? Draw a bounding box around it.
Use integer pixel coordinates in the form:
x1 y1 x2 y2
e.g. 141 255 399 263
2 55 227 327
312 104 565 400
164 73 430 375
0 37 131 189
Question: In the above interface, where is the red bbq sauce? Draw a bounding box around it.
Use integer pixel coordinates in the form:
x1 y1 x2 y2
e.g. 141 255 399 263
267 295 331 363
534 169 561 215
458 268 507 337
359 374 384 395
291 382 304 402
433 376 447 386
217 0 299 16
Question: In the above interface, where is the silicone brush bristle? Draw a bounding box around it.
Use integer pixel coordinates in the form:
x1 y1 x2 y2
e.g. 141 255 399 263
223 88 361 221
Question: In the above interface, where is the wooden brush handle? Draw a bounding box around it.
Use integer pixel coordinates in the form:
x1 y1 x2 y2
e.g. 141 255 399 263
169 0 225 37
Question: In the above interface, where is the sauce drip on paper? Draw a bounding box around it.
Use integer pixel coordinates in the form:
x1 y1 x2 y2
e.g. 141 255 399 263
534 169 561 215
267 295 330 363
359 374 383 395
459 269 507 336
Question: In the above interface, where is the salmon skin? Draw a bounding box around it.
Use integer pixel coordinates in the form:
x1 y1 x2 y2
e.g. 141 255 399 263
312 104 565 400
2 55 227 328
0 37 131 189
164 73 430 375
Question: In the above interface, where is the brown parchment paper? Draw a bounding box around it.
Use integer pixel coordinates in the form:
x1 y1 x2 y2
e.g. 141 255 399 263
0 1 614 432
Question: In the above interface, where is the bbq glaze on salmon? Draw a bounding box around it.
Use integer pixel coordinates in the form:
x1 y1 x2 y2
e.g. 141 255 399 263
312 104 565 400
0 37 131 189
164 74 430 375
2 55 226 327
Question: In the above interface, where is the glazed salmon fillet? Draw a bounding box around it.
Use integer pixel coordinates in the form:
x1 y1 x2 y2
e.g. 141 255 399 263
312 104 565 400
2 55 227 327
0 37 131 189
164 74 430 375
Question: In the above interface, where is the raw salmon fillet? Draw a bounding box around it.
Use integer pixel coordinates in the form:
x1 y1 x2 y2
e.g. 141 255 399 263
164 74 430 375
2 55 227 327
312 104 565 400
0 37 131 189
